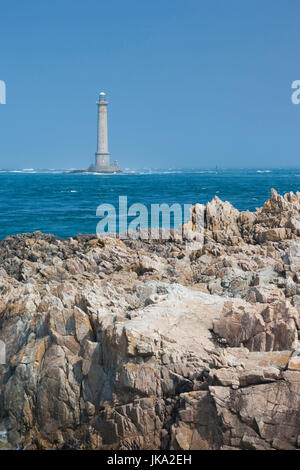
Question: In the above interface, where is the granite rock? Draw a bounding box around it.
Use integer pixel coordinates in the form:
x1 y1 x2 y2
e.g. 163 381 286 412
1 190 300 449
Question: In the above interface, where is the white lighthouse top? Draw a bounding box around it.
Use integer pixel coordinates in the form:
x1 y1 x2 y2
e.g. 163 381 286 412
98 91 107 102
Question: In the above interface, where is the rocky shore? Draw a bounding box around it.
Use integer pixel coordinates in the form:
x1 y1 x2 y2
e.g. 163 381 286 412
1 188 300 450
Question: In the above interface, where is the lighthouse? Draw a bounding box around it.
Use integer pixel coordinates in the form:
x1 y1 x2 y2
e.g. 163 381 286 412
88 91 120 173
95 91 110 168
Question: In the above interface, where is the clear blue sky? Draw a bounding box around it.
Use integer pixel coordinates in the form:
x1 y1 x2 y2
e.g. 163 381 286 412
0 0 299 169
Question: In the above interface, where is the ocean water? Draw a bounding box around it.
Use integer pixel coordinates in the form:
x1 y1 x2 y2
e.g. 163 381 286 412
0 168 300 240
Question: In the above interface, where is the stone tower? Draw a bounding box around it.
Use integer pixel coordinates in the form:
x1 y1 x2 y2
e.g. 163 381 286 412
87 91 120 173
95 91 110 169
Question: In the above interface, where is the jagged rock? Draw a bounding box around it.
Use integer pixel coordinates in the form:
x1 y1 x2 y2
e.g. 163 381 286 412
1 189 300 449
213 300 298 351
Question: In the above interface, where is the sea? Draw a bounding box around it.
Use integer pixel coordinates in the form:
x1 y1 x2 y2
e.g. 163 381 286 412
0 168 300 240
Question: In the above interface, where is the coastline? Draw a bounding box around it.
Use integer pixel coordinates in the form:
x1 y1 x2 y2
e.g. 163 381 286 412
1 168 300 240
1 188 300 449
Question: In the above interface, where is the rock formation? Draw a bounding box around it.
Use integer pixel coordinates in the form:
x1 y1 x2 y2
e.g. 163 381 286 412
1 189 300 449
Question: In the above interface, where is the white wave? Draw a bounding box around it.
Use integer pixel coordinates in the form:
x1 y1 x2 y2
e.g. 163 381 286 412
59 190 78 193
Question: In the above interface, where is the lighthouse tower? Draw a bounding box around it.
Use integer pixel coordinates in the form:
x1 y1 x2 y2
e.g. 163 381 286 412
89 91 119 172
95 92 110 169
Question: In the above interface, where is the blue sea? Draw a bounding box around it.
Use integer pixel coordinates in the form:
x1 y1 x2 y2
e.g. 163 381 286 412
0 168 300 240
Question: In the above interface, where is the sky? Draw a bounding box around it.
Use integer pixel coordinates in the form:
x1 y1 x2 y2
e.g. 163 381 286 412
0 0 300 169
